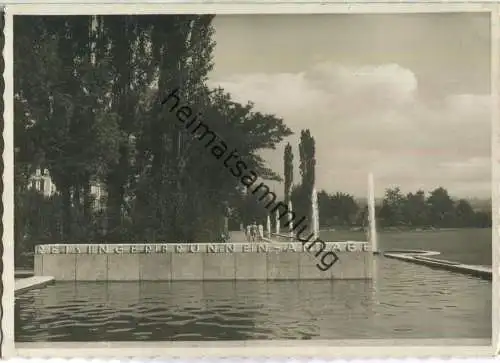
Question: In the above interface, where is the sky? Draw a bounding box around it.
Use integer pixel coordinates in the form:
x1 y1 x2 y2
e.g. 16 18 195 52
208 13 492 199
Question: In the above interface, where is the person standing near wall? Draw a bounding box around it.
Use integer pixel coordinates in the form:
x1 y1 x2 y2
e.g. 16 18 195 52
250 222 258 242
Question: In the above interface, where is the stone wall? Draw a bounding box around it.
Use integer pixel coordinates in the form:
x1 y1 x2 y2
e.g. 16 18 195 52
34 242 373 281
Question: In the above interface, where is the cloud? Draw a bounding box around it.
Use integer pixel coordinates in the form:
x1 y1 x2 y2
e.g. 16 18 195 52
209 62 491 198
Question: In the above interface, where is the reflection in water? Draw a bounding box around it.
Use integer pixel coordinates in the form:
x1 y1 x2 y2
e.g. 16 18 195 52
15 257 491 341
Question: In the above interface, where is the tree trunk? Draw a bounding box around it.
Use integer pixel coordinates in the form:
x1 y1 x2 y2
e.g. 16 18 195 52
61 184 72 242
106 177 124 241
106 148 128 241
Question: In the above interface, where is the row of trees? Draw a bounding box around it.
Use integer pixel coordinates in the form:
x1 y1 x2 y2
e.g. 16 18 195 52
233 129 318 228
237 133 491 230
377 187 491 229
306 186 491 229
240 183 491 231
15 15 292 259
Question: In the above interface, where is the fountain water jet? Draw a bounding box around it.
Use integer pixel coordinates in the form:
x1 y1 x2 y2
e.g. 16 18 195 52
266 215 271 238
312 187 320 239
368 172 378 253
288 200 294 238
275 209 280 235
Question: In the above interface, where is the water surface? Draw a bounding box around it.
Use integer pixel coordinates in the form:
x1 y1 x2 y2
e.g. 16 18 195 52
321 228 491 265
15 256 491 341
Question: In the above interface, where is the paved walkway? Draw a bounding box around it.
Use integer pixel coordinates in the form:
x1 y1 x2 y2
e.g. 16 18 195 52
229 230 273 243
15 276 55 294
229 231 248 242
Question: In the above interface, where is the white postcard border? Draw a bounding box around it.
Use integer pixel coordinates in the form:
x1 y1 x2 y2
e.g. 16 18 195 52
2 1 498 359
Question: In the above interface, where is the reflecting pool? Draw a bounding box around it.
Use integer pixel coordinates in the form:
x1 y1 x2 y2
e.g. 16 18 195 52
15 256 491 341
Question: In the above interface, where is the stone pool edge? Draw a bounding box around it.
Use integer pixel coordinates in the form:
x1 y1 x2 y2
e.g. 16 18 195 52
15 276 55 294
383 250 492 281
33 242 372 281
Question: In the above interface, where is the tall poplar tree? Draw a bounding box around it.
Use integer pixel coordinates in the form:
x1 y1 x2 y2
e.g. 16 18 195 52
284 143 294 205
298 129 316 227
14 15 292 251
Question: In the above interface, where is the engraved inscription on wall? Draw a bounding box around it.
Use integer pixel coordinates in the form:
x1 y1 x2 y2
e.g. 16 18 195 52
35 242 370 255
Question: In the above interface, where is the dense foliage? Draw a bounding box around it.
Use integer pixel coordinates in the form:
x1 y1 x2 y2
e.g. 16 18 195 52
283 143 293 205
289 130 316 227
302 186 491 230
14 15 292 256
376 187 491 229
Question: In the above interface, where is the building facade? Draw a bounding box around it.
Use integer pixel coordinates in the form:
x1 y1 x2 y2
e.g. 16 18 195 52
28 168 106 211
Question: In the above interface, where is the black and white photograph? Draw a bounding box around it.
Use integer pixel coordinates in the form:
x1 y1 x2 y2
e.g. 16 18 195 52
4 5 498 358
